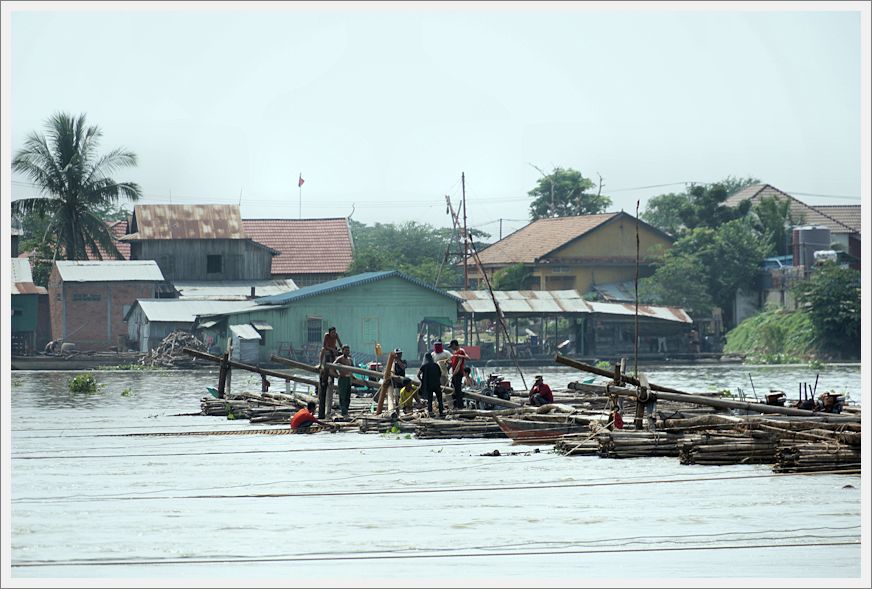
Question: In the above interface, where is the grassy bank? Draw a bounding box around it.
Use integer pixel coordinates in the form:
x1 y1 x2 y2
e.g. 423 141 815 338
724 307 818 364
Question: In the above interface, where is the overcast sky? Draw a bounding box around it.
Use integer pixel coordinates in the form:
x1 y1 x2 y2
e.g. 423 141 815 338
3 2 867 239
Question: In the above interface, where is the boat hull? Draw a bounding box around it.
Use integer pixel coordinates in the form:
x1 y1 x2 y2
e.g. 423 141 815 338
494 416 589 443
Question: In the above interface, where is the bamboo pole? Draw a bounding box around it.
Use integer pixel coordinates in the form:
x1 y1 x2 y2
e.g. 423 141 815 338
555 353 860 421
376 351 397 413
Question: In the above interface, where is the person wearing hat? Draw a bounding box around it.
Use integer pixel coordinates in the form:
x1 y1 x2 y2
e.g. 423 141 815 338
431 340 452 387
392 348 407 377
448 339 469 409
528 375 553 407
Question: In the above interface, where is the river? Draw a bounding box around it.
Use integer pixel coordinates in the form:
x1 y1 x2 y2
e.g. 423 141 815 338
6 363 866 584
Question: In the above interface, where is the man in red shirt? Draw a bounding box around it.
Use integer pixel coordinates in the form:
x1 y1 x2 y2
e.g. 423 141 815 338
528 375 553 406
291 401 335 432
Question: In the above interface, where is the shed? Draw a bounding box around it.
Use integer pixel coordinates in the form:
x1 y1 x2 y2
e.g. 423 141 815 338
229 324 261 363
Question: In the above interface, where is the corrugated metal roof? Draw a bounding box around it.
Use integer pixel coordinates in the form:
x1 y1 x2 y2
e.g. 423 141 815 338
242 218 354 275
123 205 246 240
173 279 298 300
255 271 462 305
56 260 165 282
127 300 261 323
448 289 692 323
230 324 261 340
12 258 48 295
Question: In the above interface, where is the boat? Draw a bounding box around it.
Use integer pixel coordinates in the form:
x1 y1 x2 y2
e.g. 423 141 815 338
11 352 144 370
494 416 590 443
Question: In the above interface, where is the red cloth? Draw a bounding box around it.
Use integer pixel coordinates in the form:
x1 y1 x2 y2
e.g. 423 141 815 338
613 411 624 429
450 348 467 373
291 407 316 429
530 382 553 404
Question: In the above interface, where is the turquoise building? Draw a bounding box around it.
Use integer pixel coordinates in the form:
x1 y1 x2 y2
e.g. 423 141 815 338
198 271 460 364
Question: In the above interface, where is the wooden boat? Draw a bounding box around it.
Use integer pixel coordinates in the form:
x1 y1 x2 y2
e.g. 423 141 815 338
494 416 589 443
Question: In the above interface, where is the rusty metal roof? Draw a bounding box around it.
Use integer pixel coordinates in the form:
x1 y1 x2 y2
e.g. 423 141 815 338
11 259 47 295
448 289 692 323
122 205 246 240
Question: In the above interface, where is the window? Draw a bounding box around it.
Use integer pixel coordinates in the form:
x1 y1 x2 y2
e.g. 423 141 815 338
207 255 223 274
307 317 323 343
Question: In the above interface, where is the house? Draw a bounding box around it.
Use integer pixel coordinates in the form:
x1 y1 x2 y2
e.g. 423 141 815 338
724 184 861 268
11 258 49 355
124 299 260 353
48 260 167 351
474 212 674 293
196 271 461 365
242 218 354 286
120 204 278 281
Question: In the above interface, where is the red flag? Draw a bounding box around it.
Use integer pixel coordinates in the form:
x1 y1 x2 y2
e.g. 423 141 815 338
298 174 305 188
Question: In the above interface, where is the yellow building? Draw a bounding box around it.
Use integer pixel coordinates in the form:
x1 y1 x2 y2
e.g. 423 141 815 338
474 212 674 293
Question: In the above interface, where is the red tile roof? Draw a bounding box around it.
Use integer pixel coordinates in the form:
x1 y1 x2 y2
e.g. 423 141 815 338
86 220 131 261
242 218 354 275
725 184 857 234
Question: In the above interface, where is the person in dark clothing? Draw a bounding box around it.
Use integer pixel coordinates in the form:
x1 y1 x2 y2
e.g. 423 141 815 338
417 352 444 416
335 345 354 417
392 348 407 377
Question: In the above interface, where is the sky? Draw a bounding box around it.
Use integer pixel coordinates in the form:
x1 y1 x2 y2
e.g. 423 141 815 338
2 1 868 241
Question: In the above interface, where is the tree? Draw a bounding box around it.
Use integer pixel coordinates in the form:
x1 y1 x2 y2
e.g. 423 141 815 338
528 166 611 220
641 176 759 237
642 219 771 327
640 192 691 237
347 220 490 287
11 112 142 261
748 196 803 257
639 254 714 318
491 263 531 290
793 262 861 357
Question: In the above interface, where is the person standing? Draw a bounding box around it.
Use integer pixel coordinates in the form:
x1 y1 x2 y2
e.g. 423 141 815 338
392 348 407 377
448 339 468 410
335 345 354 417
417 352 444 417
431 340 452 387
528 375 553 406
322 326 343 364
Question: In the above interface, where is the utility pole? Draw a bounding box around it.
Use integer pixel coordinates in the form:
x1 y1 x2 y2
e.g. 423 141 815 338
462 172 468 289
499 218 503 241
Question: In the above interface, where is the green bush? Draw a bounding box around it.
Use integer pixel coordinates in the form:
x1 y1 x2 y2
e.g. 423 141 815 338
68 373 101 394
724 307 817 362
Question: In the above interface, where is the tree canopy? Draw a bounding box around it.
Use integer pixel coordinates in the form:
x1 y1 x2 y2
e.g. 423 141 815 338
528 166 611 220
792 262 861 357
12 112 141 261
348 219 489 287
641 176 759 237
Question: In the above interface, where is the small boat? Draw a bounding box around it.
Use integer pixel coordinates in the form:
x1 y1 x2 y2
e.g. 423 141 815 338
494 416 589 443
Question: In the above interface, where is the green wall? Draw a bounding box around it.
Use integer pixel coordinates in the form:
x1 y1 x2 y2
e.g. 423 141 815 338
12 294 39 332
222 276 458 363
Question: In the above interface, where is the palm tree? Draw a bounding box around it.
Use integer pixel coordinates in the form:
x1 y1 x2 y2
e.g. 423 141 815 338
12 112 142 261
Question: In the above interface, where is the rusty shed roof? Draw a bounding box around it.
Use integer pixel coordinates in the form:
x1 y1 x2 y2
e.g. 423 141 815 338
11 258 48 295
123 205 246 240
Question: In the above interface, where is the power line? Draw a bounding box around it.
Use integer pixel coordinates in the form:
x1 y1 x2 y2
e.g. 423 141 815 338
11 468 859 505
12 540 859 568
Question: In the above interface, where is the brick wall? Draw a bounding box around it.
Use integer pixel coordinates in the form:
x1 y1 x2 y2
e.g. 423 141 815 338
48 272 157 351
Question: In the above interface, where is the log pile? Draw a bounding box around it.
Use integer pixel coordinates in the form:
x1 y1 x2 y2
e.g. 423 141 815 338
554 432 599 456
142 331 209 368
774 442 860 473
678 433 777 465
415 417 505 439
596 430 685 458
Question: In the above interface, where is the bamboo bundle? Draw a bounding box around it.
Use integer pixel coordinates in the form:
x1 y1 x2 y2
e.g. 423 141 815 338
596 431 685 458
415 418 505 439
678 434 777 465
773 442 861 473
554 433 599 456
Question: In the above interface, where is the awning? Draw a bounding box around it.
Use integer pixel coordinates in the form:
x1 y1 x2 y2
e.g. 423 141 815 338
421 316 454 327
230 324 261 340
250 320 273 331
198 320 218 329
